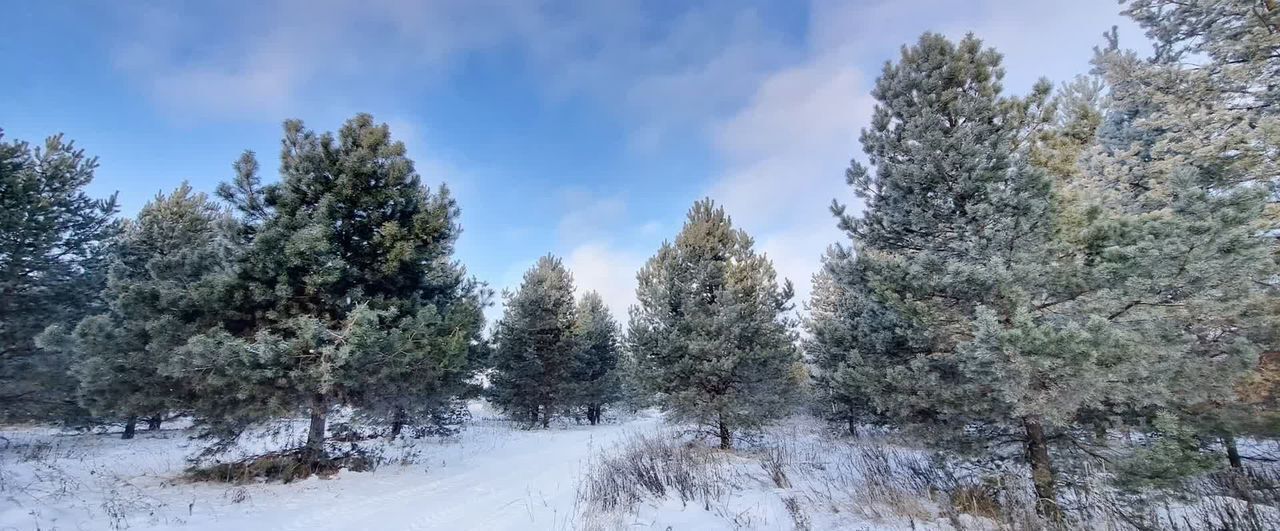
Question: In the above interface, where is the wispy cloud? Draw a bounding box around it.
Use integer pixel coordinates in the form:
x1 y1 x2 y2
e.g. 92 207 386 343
111 0 787 142
556 190 629 245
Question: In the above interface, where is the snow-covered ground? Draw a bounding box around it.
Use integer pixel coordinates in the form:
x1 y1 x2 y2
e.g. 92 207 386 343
7 406 1273 530
2 406 664 530
1 403 937 531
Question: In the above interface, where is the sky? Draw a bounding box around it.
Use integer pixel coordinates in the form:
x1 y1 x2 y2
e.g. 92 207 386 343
0 0 1145 323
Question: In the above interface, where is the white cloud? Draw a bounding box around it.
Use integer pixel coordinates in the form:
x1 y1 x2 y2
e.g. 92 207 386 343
554 189 657 321
114 2 335 119
702 11 871 309
144 57 298 119
638 221 662 237
707 54 870 228
564 242 647 321
113 0 526 120
556 191 628 245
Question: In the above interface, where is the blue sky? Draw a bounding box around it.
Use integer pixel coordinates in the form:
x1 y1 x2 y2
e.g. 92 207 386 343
1 0 1142 322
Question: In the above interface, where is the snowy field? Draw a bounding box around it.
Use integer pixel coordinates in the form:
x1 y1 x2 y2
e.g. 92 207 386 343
3 405 648 530
0 404 906 529
0 403 964 531
6 405 1275 531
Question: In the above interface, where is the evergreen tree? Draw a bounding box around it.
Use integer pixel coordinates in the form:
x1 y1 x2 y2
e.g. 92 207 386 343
803 247 864 435
810 33 1078 518
614 346 653 413
810 31 1273 521
1122 0 1279 193
569 291 621 425
38 184 235 438
488 255 578 427
175 114 486 461
1095 0 1280 471
629 199 801 450
0 132 119 422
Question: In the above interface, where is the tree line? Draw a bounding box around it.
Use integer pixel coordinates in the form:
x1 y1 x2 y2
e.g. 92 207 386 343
1 1 1276 522
0 109 800 458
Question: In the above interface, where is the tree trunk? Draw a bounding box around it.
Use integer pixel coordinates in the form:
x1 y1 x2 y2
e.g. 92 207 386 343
540 404 550 428
304 396 328 462
1023 416 1062 523
1225 434 1243 470
122 416 138 440
718 418 732 450
390 407 406 438
147 415 162 431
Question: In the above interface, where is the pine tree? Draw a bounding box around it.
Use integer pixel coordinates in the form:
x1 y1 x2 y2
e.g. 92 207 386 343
0 131 119 422
175 114 486 462
488 255 578 427
811 33 1083 518
810 31 1274 521
569 291 622 425
1095 1 1280 471
629 199 801 450
1121 0 1279 193
614 347 653 413
38 184 235 438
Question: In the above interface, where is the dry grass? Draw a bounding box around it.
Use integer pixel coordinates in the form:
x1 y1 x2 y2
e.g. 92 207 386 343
185 448 376 483
569 416 1280 530
759 445 791 488
576 430 731 514
799 433 1280 531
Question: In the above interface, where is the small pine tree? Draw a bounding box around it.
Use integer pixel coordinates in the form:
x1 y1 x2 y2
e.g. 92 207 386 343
569 291 622 425
1 132 119 422
488 255 578 427
38 184 236 438
614 347 653 413
803 247 863 435
175 114 486 461
629 199 801 449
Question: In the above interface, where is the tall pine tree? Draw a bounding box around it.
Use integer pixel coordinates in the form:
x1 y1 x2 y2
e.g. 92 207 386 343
1 132 119 422
1090 0 1280 472
810 33 1088 519
630 199 801 449
810 31 1273 521
175 114 486 461
488 255 578 427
